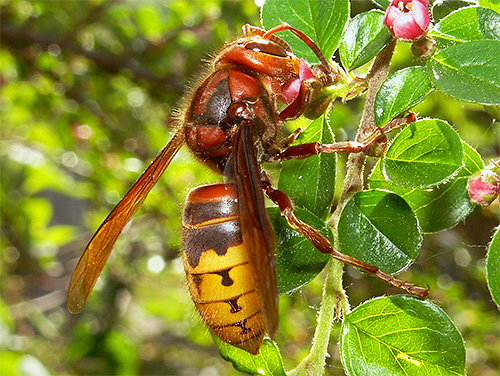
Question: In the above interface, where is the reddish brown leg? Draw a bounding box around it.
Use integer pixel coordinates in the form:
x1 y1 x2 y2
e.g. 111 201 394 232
274 139 374 161
274 113 415 161
261 178 429 299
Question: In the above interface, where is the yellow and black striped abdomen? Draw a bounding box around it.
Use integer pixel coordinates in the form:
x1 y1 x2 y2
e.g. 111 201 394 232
182 184 266 354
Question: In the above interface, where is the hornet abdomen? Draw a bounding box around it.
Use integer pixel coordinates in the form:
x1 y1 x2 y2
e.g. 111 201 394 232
182 183 265 354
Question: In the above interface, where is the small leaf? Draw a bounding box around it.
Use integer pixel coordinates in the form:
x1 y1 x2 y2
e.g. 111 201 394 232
339 10 392 71
261 0 349 62
370 141 484 233
382 119 464 189
486 226 500 309
215 336 286 376
278 116 336 219
374 66 434 127
430 6 500 51
428 40 500 105
338 189 421 275
268 207 331 295
340 296 466 376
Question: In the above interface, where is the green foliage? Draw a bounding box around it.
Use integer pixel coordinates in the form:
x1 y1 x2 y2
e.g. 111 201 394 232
340 10 392 71
214 337 286 376
269 207 331 295
382 119 464 189
340 296 466 376
428 40 500 105
430 6 500 51
261 0 349 62
338 189 421 274
278 116 336 219
370 142 484 233
374 66 434 127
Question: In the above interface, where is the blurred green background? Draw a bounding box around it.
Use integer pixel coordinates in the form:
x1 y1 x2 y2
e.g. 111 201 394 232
0 0 498 375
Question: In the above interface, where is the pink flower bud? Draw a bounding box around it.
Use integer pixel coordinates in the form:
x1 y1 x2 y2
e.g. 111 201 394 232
383 0 431 42
467 169 500 206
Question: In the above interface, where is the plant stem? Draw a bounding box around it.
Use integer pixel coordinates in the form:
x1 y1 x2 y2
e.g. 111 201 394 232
288 38 397 376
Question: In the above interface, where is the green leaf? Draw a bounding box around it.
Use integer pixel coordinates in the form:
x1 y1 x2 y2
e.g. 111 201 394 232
428 40 500 105
370 141 484 233
486 226 500 309
432 1 482 22
215 336 286 376
278 116 336 219
374 66 434 127
261 0 349 62
340 296 466 376
382 119 464 189
268 207 331 295
339 10 392 71
430 6 500 51
338 190 421 274
478 0 500 14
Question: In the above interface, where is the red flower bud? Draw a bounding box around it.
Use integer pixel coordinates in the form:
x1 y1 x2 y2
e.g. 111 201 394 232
467 169 500 206
383 0 431 42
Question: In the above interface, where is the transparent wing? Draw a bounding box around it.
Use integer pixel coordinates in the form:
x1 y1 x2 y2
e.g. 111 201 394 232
67 129 184 313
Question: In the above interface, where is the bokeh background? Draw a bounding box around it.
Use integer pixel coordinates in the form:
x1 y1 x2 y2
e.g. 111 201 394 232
1 0 498 375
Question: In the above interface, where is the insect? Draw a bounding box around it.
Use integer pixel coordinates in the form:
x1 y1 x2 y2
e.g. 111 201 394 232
67 23 428 355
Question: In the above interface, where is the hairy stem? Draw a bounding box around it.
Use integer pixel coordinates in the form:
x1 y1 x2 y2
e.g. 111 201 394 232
289 38 396 376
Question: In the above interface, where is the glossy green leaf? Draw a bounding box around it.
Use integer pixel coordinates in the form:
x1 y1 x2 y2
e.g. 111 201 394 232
478 0 500 14
278 116 336 219
215 336 286 376
433 1 488 22
340 296 466 376
261 0 349 62
370 141 484 233
339 10 392 71
382 119 464 189
430 6 500 51
374 66 434 127
428 40 500 105
486 226 500 309
268 207 331 294
338 189 421 274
